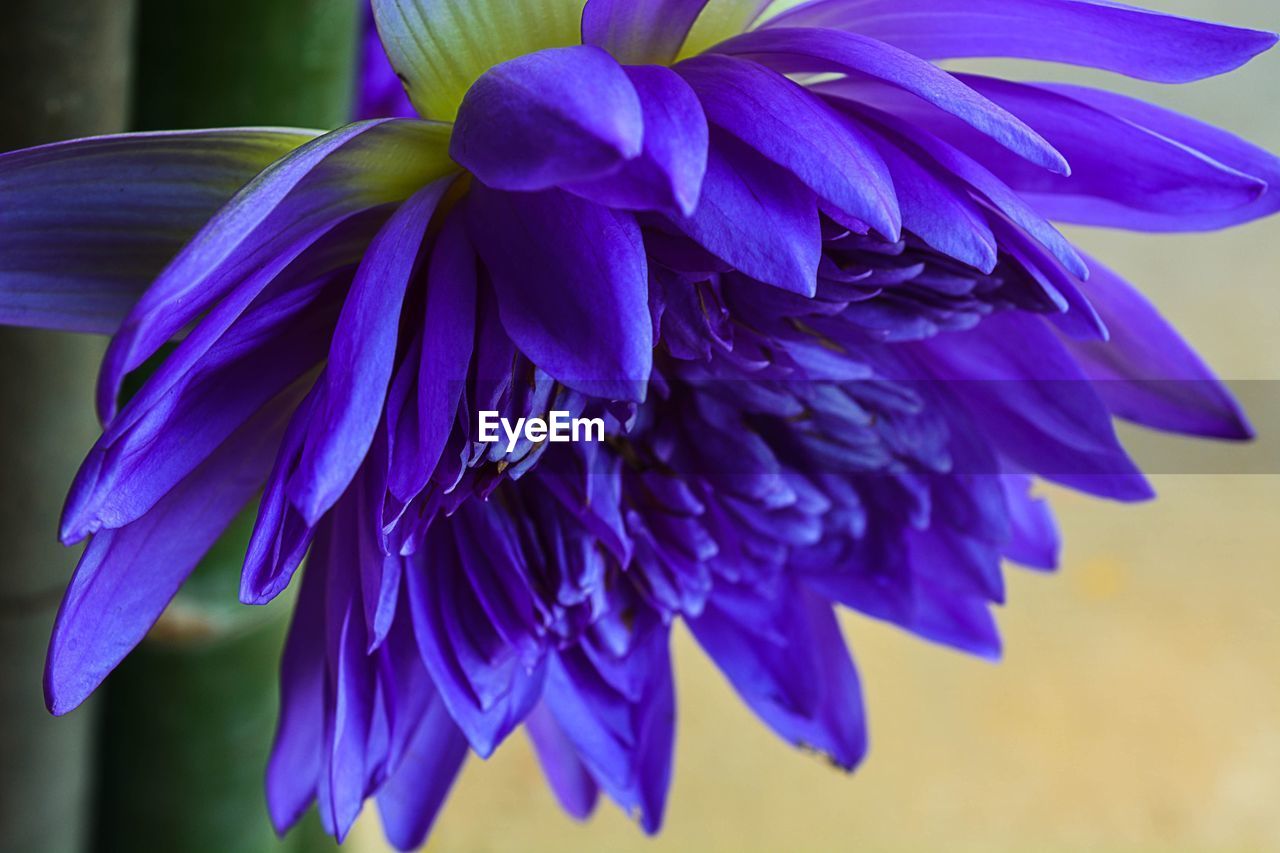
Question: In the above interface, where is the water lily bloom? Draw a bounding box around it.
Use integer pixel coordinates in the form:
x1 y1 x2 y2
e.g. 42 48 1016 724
0 0 1277 847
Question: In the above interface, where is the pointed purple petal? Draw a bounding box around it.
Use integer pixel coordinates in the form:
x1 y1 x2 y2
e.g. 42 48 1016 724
266 553 327 834
391 215 477 503
543 625 676 833
836 101 1088 279
713 27 1068 174
451 46 643 192
1065 254 1252 440
766 0 1278 83
678 54 900 239
688 579 867 770
376 695 469 852
912 312 1154 501
858 122 998 272
525 702 600 821
567 65 709 218
1000 474 1061 571
467 186 652 402
945 75 1266 226
1030 82 1280 231
668 132 820 295
404 526 546 757
61 271 343 544
45 389 297 715
287 179 452 524
241 388 322 605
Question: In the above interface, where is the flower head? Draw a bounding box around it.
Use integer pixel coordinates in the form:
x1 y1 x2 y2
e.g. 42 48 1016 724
0 0 1276 847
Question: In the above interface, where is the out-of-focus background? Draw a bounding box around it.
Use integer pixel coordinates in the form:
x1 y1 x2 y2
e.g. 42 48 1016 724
0 1 1276 852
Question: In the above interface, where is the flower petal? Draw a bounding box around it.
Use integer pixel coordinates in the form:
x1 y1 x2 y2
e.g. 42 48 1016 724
99 118 455 422
678 54 900 239
404 523 546 757
525 702 600 821
0 128 312 333
836 101 1088 279
1000 474 1060 571
241 388 323 605
266 551 327 835
1064 254 1252 440
688 577 867 770
543 624 675 833
583 0 712 64
372 0 587 121
667 132 820 295
566 64 709 218
938 76 1267 226
912 312 1153 501
375 694 469 852
452 46 643 192
1023 82 1280 231
288 179 453 525
765 0 1278 83
857 121 998 272
61 270 344 544
357 3 417 119
389 214 478 503
712 27 1069 175
45 388 298 716
467 185 652 402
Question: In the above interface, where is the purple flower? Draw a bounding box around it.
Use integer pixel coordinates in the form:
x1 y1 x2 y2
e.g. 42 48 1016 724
0 0 1276 847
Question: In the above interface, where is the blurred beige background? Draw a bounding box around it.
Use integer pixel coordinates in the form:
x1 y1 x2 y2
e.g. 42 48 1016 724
357 2 1280 850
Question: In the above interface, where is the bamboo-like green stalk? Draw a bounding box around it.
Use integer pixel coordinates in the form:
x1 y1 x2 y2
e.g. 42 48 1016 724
94 514 310 853
0 3 135 852
90 3 359 852
132 0 359 131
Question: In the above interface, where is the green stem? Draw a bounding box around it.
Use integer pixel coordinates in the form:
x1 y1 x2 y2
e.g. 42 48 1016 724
0 3 135 852
91 4 359 852
132 0 359 131
94 514 300 853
